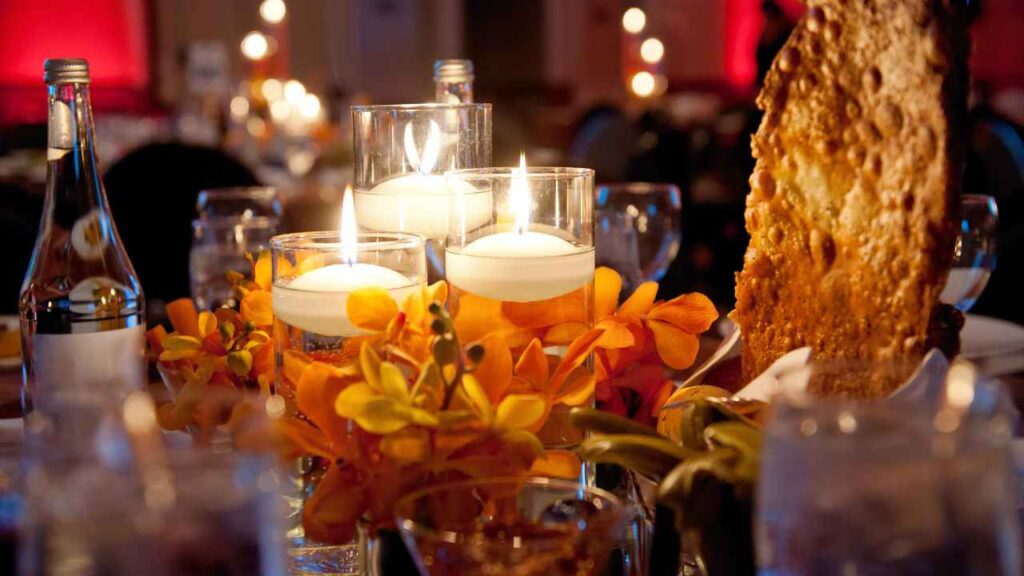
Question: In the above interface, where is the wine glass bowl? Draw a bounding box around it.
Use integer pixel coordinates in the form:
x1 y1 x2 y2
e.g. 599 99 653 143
941 194 999 312
595 183 681 294
396 477 626 576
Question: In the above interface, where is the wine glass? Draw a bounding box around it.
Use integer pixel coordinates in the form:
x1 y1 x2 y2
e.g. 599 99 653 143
396 477 626 576
941 194 999 312
595 183 681 294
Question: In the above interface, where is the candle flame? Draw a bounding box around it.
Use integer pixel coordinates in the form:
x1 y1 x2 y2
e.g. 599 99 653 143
403 120 441 175
340 185 357 265
510 152 530 235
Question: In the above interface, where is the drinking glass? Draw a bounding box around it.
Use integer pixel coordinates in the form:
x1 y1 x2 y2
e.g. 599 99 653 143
396 477 626 576
595 183 681 295
941 194 999 312
197 186 282 220
189 216 278 310
757 364 1021 576
19 449 286 576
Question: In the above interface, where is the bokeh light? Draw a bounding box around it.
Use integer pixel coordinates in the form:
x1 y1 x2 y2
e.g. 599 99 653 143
299 94 321 120
240 31 269 60
259 0 286 24
261 78 283 101
640 37 664 63
622 8 646 34
284 79 306 104
631 71 656 97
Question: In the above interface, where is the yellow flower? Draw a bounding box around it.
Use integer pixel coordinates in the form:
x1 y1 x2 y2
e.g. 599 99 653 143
333 344 440 435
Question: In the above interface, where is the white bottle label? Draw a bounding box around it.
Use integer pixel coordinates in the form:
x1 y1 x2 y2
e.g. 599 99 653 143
31 325 146 413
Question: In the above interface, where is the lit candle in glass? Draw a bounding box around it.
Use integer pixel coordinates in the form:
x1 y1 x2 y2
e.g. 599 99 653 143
445 156 595 302
355 120 491 240
271 187 425 338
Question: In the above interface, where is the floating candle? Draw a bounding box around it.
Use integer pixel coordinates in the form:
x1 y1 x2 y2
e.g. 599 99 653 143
271 187 420 337
355 120 491 239
445 155 595 302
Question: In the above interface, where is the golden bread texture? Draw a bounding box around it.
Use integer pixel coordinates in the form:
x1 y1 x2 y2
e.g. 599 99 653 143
733 0 969 392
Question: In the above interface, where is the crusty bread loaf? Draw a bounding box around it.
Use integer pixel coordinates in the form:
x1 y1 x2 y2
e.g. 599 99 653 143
733 0 969 394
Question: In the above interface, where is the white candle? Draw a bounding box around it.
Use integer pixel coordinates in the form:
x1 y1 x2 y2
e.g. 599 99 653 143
355 173 491 240
444 154 594 302
272 264 418 337
271 186 420 337
445 232 594 302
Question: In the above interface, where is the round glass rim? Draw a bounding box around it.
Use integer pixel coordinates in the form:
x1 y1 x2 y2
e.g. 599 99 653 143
192 215 279 230
596 182 681 193
395 476 622 545
269 230 426 252
446 166 595 181
351 102 492 113
198 186 278 200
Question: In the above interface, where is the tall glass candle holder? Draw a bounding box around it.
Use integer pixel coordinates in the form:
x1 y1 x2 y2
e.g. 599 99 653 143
270 230 425 574
352 103 491 279
446 165 595 474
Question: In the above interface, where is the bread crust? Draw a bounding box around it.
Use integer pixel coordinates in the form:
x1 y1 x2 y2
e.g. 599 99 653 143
734 0 969 393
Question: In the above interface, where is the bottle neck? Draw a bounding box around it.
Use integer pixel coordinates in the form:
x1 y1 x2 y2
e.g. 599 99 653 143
435 80 473 104
45 82 110 230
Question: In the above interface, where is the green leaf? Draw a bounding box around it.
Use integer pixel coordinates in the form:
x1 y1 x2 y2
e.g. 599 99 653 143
569 407 662 437
576 434 697 481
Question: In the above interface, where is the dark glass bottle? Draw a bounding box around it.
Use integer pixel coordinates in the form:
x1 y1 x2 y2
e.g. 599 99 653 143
19 59 145 418
433 59 474 104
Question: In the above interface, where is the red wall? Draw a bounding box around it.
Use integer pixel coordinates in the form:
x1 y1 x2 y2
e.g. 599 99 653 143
0 0 150 125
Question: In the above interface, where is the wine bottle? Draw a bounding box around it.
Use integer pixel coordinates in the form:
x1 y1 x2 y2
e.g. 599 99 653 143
433 59 474 104
19 59 146 419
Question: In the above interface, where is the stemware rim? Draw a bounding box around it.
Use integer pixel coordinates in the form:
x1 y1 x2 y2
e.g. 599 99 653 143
269 230 426 252
351 102 492 113
395 476 623 545
596 182 681 193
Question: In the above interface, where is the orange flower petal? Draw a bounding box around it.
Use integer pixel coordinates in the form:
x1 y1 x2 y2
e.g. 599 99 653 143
302 464 365 545
453 292 509 344
618 281 659 316
474 334 513 404
240 291 274 327
648 292 718 334
544 322 586 345
295 253 329 276
347 287 399 332
549 328 604 392
275 418 335 461
595 267 622 319
555 371 595 406
529 450 582 479
594 317 636 349
514 339 549 390
495 394 548 430
297 362 350 446
502 287 587 329
648 319 700 370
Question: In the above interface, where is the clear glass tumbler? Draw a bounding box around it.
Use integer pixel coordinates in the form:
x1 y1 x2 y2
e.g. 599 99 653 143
396 477 626 576
189 216 278 310
196 186 283 220
757 363 1021 576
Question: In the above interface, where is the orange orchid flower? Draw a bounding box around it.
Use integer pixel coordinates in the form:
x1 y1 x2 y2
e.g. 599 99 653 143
594 267 718 372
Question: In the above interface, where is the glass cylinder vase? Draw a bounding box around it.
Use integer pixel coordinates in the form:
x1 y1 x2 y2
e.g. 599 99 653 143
269 230 426 574
352 103 491 280
445 166 596 480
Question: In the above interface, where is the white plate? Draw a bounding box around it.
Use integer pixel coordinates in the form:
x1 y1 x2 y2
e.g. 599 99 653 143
960 314 1024 359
